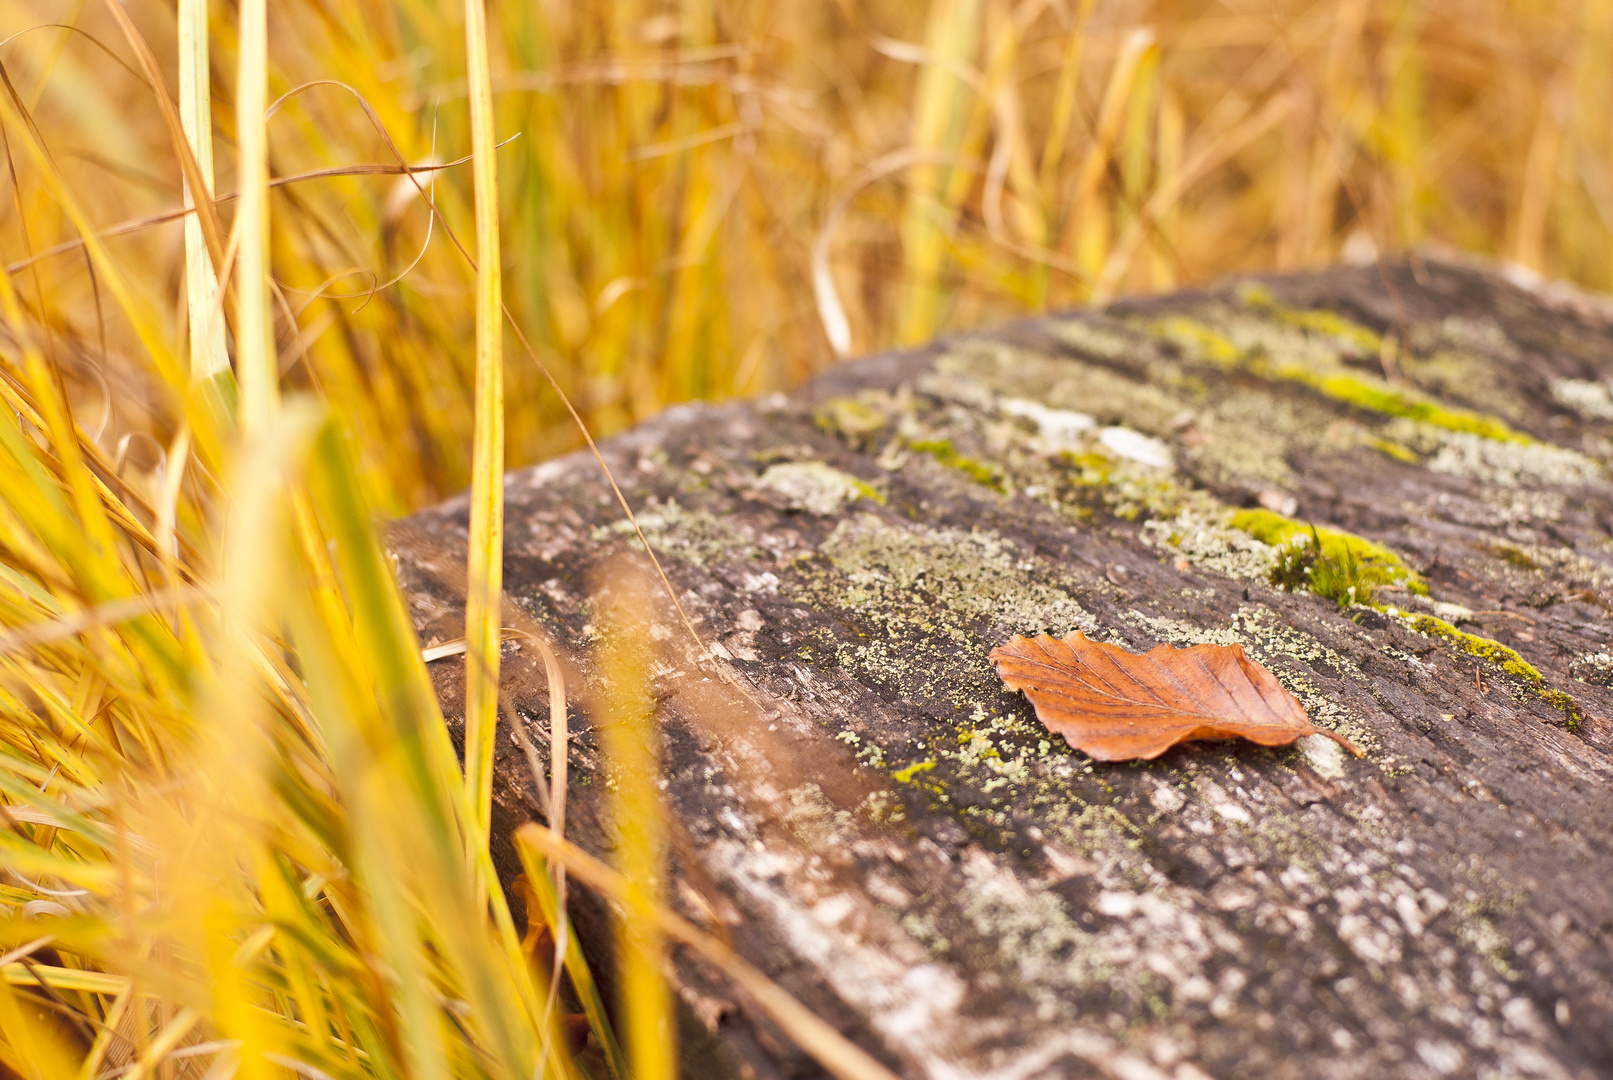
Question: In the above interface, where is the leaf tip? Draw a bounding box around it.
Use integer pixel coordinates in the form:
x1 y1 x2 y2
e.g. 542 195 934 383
1315 726 1365 757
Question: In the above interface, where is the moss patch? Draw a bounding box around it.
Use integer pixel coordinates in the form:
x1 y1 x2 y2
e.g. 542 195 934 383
909 438 1009 493
1239 283 1382 356
1400 613 1582 729
1155 311 1533 445
1232 509 1426 602
813 392 891 448
1539 690 1584 730
1307 373 1529 444
1367 436 1421 464
1403 614 1541 683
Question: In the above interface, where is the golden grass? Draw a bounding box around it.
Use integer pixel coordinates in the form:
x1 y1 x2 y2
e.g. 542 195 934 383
460 0 506 866
0 1 1610 1079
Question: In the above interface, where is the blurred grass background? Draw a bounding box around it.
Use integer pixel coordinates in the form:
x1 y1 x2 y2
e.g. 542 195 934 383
6 0 1612 516
0 1 1611 1079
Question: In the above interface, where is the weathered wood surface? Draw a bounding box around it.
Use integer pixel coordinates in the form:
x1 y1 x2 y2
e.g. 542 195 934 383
393 259 1613 1080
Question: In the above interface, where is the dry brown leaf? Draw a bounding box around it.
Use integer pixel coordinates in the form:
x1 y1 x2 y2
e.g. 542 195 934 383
990 632 1363 762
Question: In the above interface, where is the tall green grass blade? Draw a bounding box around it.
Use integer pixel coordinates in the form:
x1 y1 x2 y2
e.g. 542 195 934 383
462 0 506 862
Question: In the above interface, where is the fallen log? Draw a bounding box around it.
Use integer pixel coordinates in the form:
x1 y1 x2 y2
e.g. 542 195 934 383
393 257 1613 1080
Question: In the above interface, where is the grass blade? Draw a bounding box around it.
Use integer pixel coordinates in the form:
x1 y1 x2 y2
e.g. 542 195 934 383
518 826 903 1080
177 0 228 380
462 0 506 862
235 0 276 428
594 563 673 1080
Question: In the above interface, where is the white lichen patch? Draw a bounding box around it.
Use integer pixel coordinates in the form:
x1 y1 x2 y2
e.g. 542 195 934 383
1483 487 1567 523
1218 310 1366 367
1142 509 1279 580
1425 432 1603 488
1229 607 1374 753
1436 314 1517 357
1549 377 1613 421
754 461 880 515
1403 595 1475 623
956 848 1105 1017
1384 418 1603 487
1298 734 1347 779
1099 426 1173 469
1569 650 1613 687
1122 611 1245 649
999 397 1096 452
591 498 758 564
808 514 1100 644
1043 317 1136 360
1185 394 1322 490
936 342 1184 438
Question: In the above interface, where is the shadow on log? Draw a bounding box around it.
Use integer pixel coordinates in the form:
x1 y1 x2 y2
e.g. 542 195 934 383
393 258 1613 1080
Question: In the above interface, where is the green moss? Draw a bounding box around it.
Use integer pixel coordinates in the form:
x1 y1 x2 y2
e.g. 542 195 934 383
1306 373 1530 444
1156 316 1242 368
1368 436 1421 464
1486 542 1539 570
1404 614 1541 682
1402 614 1584 728
814 394 889 447
909 438 1009 493
1540 690 1583 731
1061 451 1113 486
1233 509 1426 602
1239 284 1384 356
1157 311 1533 445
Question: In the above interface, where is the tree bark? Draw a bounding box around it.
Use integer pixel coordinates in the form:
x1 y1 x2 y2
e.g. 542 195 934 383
393 257 1613 1080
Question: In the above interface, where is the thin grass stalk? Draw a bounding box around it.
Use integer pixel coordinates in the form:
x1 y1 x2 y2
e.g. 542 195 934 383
0 263 124 602
515 845 629 1080
1151 87 1183 290
898 0 983 345
235 0 275 429
1066 27 1155 290
0 74 187 400
596 563 674 1080
1303 0 1369 263
1037 0 1096 203
177 0 227 381
462 0 506 862
1382 0 1427 247
518 826 904 1080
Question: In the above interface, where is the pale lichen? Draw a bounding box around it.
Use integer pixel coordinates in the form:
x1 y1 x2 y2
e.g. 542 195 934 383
592 498 758 564
754 461 885 514
1549 377 1613 421
1141 509 1279 580
803 514 1099 646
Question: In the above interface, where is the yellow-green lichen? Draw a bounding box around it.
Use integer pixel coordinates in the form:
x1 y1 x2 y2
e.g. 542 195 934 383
1156 312 1533 445
1368 436 1421 464
908 438 1010 493
1238 284 1383 357
814 392 891 448
1484 542 1539 571
1539 690 1583 730
892 759 936 784
1305 373 1529 444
